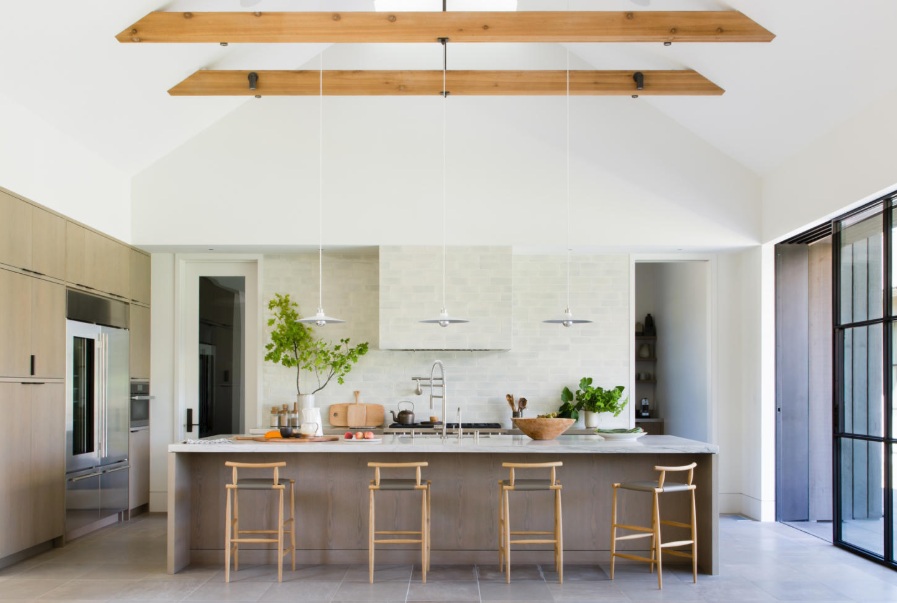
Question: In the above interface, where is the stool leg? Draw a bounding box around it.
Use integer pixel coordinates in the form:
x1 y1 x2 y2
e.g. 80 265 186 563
224 487 232 583
368 488 375 584
504 488 511 584
277 488 284 583
691 488 698 583
233 489 240 572
290 482 296 572
420 488 427 584
609 485 617 580
653 491 662 590
555 488 563 584
426 485 431 572
497 483 504 572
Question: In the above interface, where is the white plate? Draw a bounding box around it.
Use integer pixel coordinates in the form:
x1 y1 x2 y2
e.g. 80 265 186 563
596 431 645 441
342 437 382 443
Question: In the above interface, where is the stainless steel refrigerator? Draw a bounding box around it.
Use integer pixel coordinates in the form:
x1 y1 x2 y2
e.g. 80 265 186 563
64 291 130 539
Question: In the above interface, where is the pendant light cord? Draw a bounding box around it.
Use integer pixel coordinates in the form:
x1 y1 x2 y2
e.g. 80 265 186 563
318 52 324 311
442 38 448 311
565 49 571 311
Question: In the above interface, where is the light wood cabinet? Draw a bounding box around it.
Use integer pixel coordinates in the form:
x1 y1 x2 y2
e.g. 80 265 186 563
0 383 36 558
0 269 33 378
0 269 64 379
0 382 65 558
31 207 66 279
130 304 151 380
31 279 66 379
0 189 32 270
66 221 130 298
0 191 66 278
129 249 151 305
30 383 65 544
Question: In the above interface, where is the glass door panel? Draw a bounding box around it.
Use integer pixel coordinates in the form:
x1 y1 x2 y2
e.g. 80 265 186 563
840 438 885 556
71 336 95 456
841 325 884 438
839 209 883 325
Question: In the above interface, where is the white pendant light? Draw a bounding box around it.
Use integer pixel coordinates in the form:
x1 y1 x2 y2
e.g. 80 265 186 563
545 50 591 328
300 52 344 326
422 38 468 328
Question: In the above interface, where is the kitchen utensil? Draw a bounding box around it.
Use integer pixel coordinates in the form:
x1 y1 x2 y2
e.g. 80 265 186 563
518 397 527 412
506 394 516 412
331 403 384 427
347 404 366 427
389 401 415 425
279 426 294 438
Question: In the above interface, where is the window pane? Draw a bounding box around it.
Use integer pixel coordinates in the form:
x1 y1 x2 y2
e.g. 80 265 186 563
839 438 884 556
841 325 884 437
838 211 883 325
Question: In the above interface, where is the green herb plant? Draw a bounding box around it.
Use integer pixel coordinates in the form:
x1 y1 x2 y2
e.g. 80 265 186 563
559 378 628 418
264 293 369 395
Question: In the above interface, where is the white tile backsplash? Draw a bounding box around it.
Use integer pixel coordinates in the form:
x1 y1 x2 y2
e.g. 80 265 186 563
261 249 631 427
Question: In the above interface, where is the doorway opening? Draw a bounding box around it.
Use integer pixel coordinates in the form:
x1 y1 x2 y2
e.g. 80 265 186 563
774 227 834 542
633 260 711 441
198 277 245 438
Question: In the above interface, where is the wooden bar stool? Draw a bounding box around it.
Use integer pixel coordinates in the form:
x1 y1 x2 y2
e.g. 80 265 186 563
497 461 563 584
610 462 697 589
368 462 431 584
223 461 295 583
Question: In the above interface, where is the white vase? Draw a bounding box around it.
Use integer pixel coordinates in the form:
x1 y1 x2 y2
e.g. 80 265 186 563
584 411 599 428
297 393 315 411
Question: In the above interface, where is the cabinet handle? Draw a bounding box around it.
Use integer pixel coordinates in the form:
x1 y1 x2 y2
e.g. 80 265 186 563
30 354 35 376
186 408 194 433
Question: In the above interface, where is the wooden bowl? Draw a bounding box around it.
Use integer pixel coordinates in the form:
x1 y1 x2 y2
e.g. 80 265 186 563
512 417 575 440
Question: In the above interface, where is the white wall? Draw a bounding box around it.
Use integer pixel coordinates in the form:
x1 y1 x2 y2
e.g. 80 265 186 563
131 95 760 250
763 86 897 243
0 92 131 241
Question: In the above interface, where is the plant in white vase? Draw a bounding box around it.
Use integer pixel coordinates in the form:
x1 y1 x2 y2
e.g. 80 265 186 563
562 378 627 428
264 293 369 432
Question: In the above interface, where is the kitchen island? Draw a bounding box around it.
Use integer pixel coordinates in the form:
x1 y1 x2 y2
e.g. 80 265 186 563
168 434 718 574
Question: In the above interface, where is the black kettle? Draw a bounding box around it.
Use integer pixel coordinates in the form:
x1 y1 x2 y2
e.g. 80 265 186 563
390 401 415 425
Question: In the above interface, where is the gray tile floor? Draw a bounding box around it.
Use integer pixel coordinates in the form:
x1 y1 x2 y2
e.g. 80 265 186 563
1 514 896 602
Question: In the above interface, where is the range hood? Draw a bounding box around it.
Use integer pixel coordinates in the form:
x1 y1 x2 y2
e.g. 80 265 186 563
379 246 512 351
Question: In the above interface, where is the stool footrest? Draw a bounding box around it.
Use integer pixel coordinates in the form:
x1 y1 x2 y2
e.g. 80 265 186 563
614 533 654 542
510 538 558 545
612 552 656 564
661 540 695 549
660 520 692 529
237 529 280 534
613 523 654 533
374 539 423 545
375 530 422 535
232 538 281 544
510 530 554 535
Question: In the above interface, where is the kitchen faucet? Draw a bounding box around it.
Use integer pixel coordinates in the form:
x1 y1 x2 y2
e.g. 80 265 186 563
412 360 449 439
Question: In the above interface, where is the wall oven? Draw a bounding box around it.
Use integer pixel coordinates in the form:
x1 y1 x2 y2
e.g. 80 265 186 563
130 380 150 428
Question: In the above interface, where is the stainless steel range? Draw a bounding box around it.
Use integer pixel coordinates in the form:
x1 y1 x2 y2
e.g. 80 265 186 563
384 422 503 435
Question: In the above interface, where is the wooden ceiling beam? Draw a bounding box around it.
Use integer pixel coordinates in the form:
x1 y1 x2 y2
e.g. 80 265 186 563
168 69 724 97
119 11 774 44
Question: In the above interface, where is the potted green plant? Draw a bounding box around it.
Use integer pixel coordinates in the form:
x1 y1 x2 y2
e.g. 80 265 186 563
264 293 369 405
561 378 627 428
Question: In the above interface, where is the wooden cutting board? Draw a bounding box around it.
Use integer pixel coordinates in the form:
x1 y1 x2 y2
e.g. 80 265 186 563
329 404 349 426
249 436 340 443
330 403 385 427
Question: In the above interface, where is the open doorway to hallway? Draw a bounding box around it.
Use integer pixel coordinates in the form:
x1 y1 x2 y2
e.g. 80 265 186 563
634 261 710 442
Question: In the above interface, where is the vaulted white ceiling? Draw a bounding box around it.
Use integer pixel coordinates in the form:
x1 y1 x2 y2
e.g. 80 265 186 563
2 1 896 248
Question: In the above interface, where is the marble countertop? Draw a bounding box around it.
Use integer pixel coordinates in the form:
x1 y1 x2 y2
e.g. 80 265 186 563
169 434 718 454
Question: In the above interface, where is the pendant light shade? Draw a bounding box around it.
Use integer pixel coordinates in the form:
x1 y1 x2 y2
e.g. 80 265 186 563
421 38 467 328
544 50 591 327
299 52 344 326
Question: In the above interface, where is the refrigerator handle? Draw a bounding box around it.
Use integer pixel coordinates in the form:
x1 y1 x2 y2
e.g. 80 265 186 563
98 333 107 459
186 408 194 434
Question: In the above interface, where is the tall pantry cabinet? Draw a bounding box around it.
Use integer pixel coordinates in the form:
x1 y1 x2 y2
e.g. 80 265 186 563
0 186 151 562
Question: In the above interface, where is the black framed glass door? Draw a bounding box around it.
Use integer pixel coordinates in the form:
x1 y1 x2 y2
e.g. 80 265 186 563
834 197 895 566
